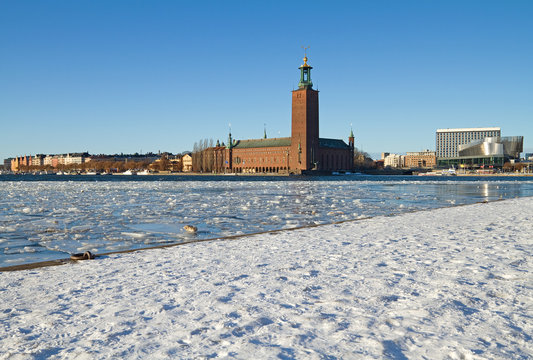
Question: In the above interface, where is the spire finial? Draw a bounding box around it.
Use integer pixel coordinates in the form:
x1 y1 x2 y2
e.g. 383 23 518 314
302 46 310 66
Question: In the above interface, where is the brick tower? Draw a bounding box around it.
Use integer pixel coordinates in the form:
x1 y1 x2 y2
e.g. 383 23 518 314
291 55 319 172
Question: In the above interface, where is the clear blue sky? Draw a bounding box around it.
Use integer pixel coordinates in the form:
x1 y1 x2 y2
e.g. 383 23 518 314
1 0 532 161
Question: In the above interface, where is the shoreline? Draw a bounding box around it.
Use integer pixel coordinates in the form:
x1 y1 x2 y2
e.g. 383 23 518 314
0 198 512 273
2 170 533 177
1 197 531 358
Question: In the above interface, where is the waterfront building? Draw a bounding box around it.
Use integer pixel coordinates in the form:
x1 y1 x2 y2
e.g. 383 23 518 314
44 155 58 167
404 150 436 168
59 153 89 166
3 158 13 170
436 127 501 159
436 127 523 168
182 154 193 172
221 56 353 174
31 155 45 167
11 156 32 171
383 154 404 168
457 136 523 161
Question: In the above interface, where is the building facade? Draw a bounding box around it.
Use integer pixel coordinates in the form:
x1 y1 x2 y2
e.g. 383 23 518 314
436 127 524 168
458 136 523 159
436 127 501 158
182 154 193 172
383 154 404 168
404 150 436 168
222 56 353 174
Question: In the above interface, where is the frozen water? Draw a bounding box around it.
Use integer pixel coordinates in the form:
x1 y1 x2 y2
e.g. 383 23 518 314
1 176 532 267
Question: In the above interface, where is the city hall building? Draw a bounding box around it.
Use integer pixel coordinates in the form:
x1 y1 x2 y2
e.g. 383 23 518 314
219 56 354 174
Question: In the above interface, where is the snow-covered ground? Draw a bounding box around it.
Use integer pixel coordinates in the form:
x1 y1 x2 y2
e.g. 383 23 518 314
1 197 532 359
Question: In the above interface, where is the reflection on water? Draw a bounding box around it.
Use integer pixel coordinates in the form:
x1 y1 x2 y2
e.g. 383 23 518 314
1 176 532 267
434 182 525 201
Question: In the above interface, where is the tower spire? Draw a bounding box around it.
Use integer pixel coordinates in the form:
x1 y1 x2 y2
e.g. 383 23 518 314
298 46 313 89
227 124 233 149
349 123 355 149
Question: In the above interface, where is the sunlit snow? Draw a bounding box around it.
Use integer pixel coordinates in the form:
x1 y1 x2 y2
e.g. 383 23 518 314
0 197 531 358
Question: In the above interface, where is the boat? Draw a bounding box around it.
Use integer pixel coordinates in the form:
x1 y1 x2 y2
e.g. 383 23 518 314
122 170 136 175
442 167 457 176
137 169 150 175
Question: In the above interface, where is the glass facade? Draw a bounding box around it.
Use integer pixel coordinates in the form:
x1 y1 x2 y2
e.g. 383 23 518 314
436 128 501 158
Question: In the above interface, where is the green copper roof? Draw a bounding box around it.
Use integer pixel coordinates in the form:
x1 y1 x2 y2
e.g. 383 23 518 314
233 137 291 149
319 138 350 149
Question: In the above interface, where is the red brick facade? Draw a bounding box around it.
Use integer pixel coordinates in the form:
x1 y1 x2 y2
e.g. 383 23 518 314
218 57 353 174
291 88 319 171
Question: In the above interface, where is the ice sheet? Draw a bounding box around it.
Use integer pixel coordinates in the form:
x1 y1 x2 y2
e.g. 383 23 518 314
1 179 532 267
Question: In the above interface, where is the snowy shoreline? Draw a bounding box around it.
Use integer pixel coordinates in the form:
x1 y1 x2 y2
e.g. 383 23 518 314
1 197 532 359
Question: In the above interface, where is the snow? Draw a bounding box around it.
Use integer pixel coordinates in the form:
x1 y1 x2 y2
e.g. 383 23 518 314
1 197 532 359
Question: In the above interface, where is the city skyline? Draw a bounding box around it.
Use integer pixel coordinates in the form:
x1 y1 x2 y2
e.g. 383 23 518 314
1 1 532 162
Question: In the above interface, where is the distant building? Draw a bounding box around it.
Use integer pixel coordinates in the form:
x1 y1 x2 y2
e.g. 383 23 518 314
436 127 523 168
31 155 45 167
59 153 89 166
384 153 404 168
182 154 193 172
458 136 523 160
44 155 58 167
11 156 32 171
404 150 436 168
3 158 13 171
436 127 501 158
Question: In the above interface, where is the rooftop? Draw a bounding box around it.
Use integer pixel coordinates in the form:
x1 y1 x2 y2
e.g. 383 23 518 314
233 137 291 149
436 127 501 133
319 138 350 149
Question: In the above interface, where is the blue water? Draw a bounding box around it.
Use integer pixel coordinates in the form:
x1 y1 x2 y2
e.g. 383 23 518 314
1 174 532 268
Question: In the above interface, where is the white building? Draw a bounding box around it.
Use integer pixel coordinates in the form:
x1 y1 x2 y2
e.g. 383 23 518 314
58 153 89 165
43 155 56 166
182 154 193 172
31 155 44 166
384 153 404 168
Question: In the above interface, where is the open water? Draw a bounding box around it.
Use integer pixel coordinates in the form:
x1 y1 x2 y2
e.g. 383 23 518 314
1 174 532 267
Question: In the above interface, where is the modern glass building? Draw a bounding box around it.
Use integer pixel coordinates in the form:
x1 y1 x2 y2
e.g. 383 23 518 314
436 127 501 158
435 127 523 168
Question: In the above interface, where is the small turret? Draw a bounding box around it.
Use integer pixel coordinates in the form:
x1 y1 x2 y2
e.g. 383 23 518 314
227 131 233 149
298 55 313 89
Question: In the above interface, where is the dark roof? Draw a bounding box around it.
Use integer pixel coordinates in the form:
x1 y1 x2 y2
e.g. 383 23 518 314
319 138 350 149
233 137 291 149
